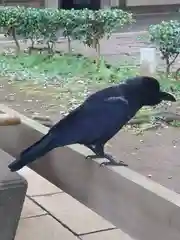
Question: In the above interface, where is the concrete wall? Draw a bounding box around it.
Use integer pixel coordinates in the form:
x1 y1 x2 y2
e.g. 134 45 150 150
101 0 180 8
1 0 43 7
44 0 180 9
126 0 180 6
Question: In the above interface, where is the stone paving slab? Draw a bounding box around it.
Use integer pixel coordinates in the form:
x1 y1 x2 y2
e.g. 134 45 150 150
18 196 135 240
32 192 116 235
80 229 136 240
21 197 47 219
15 166 136 240
15 215 79 240
17 168 116 237
18 167 62 197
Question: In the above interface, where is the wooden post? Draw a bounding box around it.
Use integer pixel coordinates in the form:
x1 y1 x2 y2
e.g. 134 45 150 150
140 47 157 77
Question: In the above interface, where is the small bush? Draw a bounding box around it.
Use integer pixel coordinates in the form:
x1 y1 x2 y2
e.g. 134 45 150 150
75 8 134 63
149 20 180 75
60 9 84 53
0 6 134 59
0 6 26 52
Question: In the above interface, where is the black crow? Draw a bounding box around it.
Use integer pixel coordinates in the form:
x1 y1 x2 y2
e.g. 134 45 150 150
8 76 176 172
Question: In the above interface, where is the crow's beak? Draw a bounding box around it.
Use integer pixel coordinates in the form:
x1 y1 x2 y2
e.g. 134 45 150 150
159 91 176 102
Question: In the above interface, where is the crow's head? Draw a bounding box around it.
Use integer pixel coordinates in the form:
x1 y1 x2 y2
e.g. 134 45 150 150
125 76 176 106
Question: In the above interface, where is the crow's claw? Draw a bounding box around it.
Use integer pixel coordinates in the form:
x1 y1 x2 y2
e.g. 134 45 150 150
85 155 98 160
100 160 128 167
85 153 128 167
100 153 128 167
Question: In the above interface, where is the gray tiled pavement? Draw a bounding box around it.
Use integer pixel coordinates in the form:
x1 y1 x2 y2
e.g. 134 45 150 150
15 167 135 240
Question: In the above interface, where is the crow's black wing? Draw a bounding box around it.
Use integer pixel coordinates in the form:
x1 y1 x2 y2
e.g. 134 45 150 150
49 96 130 145
9 81 145 172
8 95 131 172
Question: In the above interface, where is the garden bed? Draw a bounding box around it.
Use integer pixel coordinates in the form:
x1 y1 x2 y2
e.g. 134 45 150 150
0 51 180 127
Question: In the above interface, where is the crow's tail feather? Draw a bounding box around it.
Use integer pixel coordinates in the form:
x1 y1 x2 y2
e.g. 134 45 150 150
8 132 56 172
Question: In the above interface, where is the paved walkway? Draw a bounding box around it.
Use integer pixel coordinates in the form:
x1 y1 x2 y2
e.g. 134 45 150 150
119 12 179 32
1 30 178 71
0 11 179 70
15 167 134 240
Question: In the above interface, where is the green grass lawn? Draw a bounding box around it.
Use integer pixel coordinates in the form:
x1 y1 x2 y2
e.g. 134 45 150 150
1 52 180 93
0 52 138 110
0 52 180 128
0 52 137 83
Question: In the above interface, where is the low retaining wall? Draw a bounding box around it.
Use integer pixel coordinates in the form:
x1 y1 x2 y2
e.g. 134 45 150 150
0 104 180 240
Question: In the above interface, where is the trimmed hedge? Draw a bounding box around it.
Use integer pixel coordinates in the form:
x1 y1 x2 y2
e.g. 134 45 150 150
0 6 134 58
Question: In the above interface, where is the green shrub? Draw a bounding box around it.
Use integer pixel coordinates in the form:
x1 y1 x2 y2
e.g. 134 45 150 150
18 8 62 53
0 6 134 58
75 8 134 63
149 20 180 75
0 6 26 52
59 9 85 53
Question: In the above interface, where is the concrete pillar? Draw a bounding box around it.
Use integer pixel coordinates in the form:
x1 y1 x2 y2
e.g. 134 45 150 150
110 0 119 7
44 0 59 8
100 0 111 8
140 47 157 76
0 149 27 240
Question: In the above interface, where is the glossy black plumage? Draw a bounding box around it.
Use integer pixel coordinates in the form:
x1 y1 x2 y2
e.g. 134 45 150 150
8 76 176 171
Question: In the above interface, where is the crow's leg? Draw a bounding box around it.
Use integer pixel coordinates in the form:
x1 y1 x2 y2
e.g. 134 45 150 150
100 153 128 167
85 144 128 167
